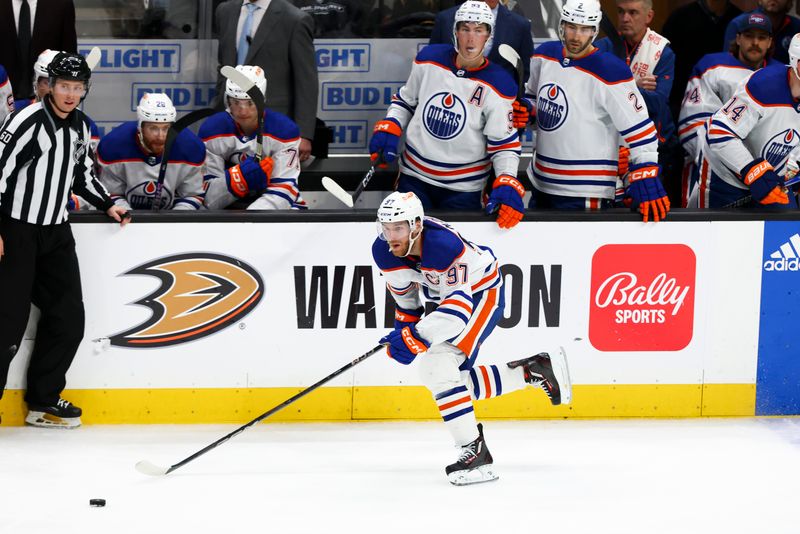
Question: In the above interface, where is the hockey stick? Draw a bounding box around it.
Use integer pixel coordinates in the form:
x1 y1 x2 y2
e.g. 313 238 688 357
498 44 527 140
322 165 376 208
135 343 386 476
220 65 265 162
151 107 216 211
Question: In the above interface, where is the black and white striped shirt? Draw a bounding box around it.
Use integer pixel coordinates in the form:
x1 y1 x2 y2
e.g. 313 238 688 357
0 97 113 225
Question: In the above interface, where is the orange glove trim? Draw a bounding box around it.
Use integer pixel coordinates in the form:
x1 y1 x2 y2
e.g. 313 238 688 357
493 174 525 197
743 160 773 186
373 119 402 137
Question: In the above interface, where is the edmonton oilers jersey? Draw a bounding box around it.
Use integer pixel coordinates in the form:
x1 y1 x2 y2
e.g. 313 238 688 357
525 41 659 199
199 110 306 210
678 52 779 162
386 44 520 193
0 65 12 125
96 121 205 210
372 217 501 346
701 64 800 190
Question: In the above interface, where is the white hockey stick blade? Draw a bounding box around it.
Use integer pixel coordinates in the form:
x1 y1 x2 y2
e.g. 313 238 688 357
135 460 169 476
497 44 521 67
321 176 354 208
85 47 102 71
220 65 256 92
553 346 573 405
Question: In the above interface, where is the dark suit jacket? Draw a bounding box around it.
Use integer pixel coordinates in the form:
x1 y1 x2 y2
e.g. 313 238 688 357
429 4 533 85
214 0 318 140
0 0 77 99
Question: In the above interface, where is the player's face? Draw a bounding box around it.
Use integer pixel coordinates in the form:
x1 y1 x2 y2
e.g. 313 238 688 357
381 221 412 256
35 77 50 100
456 22 491 62
760 0 790 15
229 97 259 127
141 122 171 154
50 79 86 113
562 22 595 56
616 0 654 42
736 30 773 66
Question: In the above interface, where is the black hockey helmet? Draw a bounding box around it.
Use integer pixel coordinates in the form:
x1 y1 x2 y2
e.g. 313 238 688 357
47 52 91 100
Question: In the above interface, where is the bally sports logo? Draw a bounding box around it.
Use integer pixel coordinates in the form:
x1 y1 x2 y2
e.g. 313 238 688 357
109 253 264 348
589 244 695 351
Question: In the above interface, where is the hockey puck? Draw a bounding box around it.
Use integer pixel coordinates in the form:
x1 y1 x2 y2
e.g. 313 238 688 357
89 498 106 507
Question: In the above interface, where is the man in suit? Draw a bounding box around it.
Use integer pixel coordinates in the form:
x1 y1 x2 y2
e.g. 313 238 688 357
214 0 318 161
0 0 77 100
429 0 533 83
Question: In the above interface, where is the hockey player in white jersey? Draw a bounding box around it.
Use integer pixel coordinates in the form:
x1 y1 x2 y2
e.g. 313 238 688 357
200 65 305 210
0 64 12 126
94 93 205 211
368 1 524 229
678 13 779 207
519 0 669 221
373 191 572 485
697 33 800 208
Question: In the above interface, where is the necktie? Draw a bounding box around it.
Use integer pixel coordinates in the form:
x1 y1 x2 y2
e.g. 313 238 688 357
18 0 32 98
237 3 259 65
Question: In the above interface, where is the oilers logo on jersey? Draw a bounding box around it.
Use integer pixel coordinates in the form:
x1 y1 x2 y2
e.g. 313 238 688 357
536 83 569 131
423 92 466 139
129 180 174 210
763 129 799 168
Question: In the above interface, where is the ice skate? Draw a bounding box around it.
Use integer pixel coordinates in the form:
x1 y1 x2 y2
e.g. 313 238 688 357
507 346 572 405
445 423 499 486
25 398 82 428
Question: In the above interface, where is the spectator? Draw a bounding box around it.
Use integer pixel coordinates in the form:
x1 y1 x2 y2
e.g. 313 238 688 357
213 0 318 162
723 0 800 63
429 0 534 83
662 0 741 120
94 93 205 211
677 13 779 207
0 64 12 125
0 0 77 100
200 65 307 210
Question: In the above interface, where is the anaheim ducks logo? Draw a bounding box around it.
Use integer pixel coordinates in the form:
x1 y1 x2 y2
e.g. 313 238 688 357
109 252 264 348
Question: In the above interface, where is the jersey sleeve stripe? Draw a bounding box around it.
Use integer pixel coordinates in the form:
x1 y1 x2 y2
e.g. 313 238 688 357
620 118 652 136
624 125 657 143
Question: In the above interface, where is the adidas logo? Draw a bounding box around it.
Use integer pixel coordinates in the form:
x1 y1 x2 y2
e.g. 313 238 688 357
764 233 800 271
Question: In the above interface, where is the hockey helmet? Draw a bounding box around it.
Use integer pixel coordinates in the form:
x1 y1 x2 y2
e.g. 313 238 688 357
377 191 425 249
559 0 602 42
790 33 800 74
136 93 177 130
34 49 61 80
452 1 495 50
225 65 267 102
47 52 92 98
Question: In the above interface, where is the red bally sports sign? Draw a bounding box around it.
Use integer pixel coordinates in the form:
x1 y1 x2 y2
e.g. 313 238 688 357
589 244 696 351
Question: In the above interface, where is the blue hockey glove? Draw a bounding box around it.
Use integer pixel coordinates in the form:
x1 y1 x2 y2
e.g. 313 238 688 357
625 163 670 222
225 156 273 198
741 158 789 205
394 305 424 330
368 118 402 167
380 324 429 365
485 175 525 229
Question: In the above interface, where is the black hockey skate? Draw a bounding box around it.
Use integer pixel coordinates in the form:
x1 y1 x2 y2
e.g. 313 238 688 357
445 423 498 486
25 398 82 428
507 346 572 405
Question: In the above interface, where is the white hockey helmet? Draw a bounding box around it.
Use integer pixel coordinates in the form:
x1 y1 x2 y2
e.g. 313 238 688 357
789 33 800 75
452 1 495 50
559 0 602 42
377 191 425 252
34 49 61 80
136 92 176 130
225 65 267 102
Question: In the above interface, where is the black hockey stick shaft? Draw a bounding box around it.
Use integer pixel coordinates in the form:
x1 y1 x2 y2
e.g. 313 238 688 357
151 107 216 211
158 344 385 475
498 44 526 138
352 165 376 204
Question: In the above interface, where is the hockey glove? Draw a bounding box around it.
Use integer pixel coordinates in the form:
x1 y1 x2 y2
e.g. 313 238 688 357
394 305 424 330
486 174 525 229
617 146 630 177
512 98 534 129
67 193 80 211
380 324 430 365
368 118 402 167
741 158 789 205
625 163 670 222
226 156 273 198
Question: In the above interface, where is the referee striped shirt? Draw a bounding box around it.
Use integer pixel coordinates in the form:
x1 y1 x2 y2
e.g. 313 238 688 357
0 97 113 225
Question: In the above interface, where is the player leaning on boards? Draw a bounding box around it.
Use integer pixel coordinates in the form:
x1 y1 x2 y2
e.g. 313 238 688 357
373 191 572 485
200 65 306 210
368 1 525 229
516 0 669 221
0 52 129 428
694 33 800 208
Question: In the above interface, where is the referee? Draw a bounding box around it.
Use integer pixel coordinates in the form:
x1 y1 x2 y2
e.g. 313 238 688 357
0 52 129 428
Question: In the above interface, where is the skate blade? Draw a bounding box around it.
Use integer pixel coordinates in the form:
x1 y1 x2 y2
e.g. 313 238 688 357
448 464 499 486
25 411 81 429
551 346 572 405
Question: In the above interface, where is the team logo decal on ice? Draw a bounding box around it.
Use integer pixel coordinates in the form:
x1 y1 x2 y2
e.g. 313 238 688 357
422 92 466 140
763 232 800 271
109 252 264 348
536 84 568 131
589 244 696 352
762 129 799 168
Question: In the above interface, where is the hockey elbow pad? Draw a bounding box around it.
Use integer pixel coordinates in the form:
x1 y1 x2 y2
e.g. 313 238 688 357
369 118 402 167
741 158 788 205
625 164 670 222
486 175 525 229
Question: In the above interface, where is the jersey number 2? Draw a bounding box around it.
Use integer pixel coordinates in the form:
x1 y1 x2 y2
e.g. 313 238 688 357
628 92 643 112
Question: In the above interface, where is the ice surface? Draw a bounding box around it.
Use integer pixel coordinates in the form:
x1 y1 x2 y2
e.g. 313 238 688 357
1 419 799 533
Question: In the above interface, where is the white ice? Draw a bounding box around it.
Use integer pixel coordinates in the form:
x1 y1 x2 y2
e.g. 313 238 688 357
2 419 799 534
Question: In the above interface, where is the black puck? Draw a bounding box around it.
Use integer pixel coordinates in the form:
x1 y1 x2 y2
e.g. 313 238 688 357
89 498 106 507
